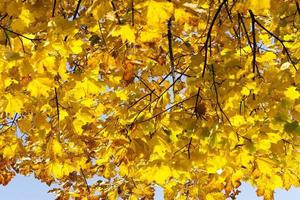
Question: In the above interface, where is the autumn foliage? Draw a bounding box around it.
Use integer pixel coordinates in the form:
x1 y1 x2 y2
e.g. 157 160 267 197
1 0 300 199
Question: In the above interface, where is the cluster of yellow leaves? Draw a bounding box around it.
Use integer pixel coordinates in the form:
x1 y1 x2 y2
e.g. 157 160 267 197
1 0 300 199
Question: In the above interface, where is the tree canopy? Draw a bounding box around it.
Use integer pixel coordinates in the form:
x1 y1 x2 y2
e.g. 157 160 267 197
1 0 300 199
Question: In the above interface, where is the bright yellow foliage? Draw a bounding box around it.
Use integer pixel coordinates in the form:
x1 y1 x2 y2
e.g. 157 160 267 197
0 0 300 199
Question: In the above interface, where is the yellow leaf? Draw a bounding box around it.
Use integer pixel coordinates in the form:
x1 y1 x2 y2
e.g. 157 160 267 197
95 103 106 115
4 94 24 114
152 165 172 185
52 139 63 157
174 8 192 25
73 110 94 134
241 87 250 96
266 132 281 143
90 1 111 19
3 143 19 159
283 170 300 190
140 28 161 42
248 0 270 13
147 1 174 26
116 90 128 101
11 8 35 31
207 156 227 174
49 161 64 179
284 86 300 100
255 139 271 150
230 115 246 127
232 170 244 187
60 110 68 121
206 192 225 200
69 40 84 54
112 25 135 43
27 78 52 98
19 7 35 27
72 78 102 99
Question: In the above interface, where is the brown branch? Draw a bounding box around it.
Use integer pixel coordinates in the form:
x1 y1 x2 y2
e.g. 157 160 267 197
167 17 175 84
193 87 201 117
133 65 190 122
211 64 232 126
73 0 82 20
128 92 151 109
187 137 192 159
3 30 12 48
224 2 239 39
202 0 227 78
296 1 300 16
80 168 91 193
173 137 194 159
238 13 252 51
249 10 261 81
0 13 8 22
249 10 256 78
0 114 20 134
0 24 42 41
54 88 60 130
158 70 173 85
52 0 57 17
18 36 26 53
251 14 298 71
134 74 158 97
131 0 134 26
138 94 197 123
111 0 122 24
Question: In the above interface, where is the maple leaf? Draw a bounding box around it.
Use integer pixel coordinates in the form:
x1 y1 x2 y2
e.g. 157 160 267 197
112 25 135 43
284 86 300 100
2 94 24 115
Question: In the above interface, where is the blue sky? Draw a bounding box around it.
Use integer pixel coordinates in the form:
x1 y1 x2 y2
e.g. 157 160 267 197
1 175 300 200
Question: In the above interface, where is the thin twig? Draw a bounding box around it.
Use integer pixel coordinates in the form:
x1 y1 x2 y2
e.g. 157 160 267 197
202 0 227 78
54 88 60 130
138 94 197 123
253 14 297 71
133 65 190 123
111 0 121 24
187 137 192 159
211 64 232 126
73 0 82 20
131 0 134 26
0 25 42 41
80 168 91 193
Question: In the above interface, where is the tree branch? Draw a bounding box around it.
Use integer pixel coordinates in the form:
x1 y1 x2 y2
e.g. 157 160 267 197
167 17 175 84
138 94 197 123
249 10 257 80
0 24 42 41
202 0 227 78
296 1 300 16
52 0 57 17
111 0 121 24
54 88 60 130
131 0 134 26
73 0 82 20
251 13 298 71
